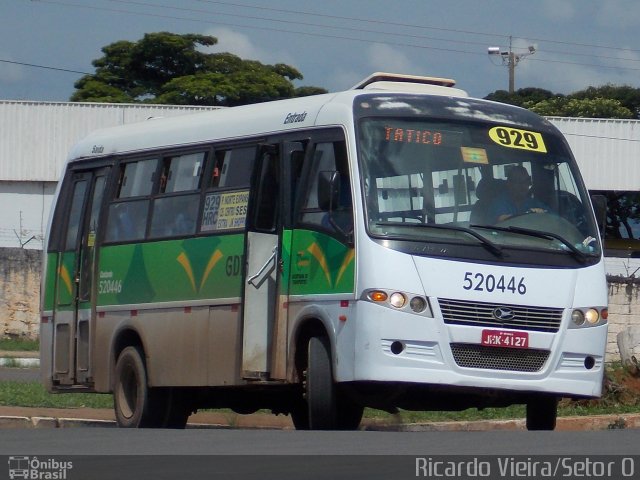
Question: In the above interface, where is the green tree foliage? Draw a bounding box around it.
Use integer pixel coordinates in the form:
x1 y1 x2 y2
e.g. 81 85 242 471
71 32 326 105
485 84 639 119
485 87 555 108
529 97 634 118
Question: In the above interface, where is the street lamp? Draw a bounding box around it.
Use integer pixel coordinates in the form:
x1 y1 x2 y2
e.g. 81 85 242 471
488 37 536 94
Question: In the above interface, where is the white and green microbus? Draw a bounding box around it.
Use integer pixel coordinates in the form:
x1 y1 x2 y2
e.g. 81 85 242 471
41 73 608 430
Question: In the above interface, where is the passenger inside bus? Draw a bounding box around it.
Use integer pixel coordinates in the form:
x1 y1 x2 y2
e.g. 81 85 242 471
485 165 548 223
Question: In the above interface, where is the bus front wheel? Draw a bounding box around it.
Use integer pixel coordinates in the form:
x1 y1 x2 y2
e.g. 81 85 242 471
526 396 559 431
114 346 186 428
305 336 363 430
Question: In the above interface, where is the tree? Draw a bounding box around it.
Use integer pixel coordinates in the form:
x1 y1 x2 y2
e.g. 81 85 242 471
570 84 640 117
528 97 634 118
485 87 556 108
485 84 640 119
71 32 326 105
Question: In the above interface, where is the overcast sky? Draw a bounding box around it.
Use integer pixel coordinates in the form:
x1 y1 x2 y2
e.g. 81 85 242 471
2 0 640 102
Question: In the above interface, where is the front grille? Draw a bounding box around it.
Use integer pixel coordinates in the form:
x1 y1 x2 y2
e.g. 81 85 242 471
439 298 563 333
450 343 550 372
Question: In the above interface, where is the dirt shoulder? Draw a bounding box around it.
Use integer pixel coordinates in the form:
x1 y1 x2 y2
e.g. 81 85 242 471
2 405 640 431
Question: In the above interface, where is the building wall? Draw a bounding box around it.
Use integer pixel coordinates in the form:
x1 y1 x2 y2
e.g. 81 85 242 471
0 101 218 249
0 248 40 339
0 181 56 250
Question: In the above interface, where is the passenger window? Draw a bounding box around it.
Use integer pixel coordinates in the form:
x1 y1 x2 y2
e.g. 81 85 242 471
64 180 89 251
253 148 279 232
105 159 157 243
117 159 157 198
149 194 199 238
149 151 207 239
300 141 352 233
199 146 256 233
105 200 149 243
211 147 256 188
160 152 204 193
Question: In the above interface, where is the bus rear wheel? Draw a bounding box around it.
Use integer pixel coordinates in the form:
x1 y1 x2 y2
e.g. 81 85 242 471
304 336 363 431
114 346 190 428
526 396 559 431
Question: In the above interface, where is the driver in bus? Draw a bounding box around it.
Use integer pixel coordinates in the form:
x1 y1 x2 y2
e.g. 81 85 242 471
488 165 548 223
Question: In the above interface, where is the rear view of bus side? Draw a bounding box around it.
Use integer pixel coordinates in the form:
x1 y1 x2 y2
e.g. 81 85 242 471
40 73 608 431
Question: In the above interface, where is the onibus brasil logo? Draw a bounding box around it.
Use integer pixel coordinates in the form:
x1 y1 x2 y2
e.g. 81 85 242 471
8 456 73 479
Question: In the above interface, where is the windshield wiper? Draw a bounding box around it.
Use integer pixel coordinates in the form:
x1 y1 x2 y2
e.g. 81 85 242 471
375 222 503 257
471 224 587 262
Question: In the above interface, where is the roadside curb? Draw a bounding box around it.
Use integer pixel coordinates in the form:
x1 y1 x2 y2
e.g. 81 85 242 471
1 410 639 431
0 350 40 368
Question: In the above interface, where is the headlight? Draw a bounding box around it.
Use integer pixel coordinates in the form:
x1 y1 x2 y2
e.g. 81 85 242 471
362 289 433 317
570 307 607 328
389 292 406 308
571 309 585 326
585 308 599 324
410 296 427 313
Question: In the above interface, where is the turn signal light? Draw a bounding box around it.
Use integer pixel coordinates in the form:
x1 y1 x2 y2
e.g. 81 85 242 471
369 291 388 302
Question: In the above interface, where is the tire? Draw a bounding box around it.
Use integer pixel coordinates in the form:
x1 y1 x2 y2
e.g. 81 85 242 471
114 346 181 428
305 336 363 431
161 388 191 429
289 395 310 430
526 396 559 431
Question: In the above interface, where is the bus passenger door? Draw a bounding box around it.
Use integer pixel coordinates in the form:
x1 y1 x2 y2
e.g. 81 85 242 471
242 146 280 379
53 169 108 385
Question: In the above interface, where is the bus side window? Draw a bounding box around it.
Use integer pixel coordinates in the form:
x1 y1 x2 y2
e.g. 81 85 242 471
252 148 279 232
105 158 157 243
300 141 352 234
199 146 256 234
149 152 205 238
211 147 256 189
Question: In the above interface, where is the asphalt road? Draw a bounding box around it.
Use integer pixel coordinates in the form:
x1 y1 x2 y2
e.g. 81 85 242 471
0 367 40 383
2 429 640 480
2 428 640 455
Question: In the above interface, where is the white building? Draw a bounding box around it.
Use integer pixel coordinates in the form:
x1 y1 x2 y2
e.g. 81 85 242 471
548 117 640 276
0 100 217 250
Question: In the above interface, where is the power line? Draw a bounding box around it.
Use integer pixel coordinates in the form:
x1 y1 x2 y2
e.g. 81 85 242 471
21 0 640 78
107 0 502 50
0 58 91 75
192 0 640 55
109 0 640 65
28 0 487 56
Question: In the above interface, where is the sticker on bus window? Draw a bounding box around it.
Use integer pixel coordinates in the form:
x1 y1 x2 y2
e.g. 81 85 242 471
488 126 547 153
460 147 488 164
201 190 249 232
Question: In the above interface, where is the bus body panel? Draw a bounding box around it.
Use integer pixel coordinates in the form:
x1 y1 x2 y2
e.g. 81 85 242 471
39 74 608 427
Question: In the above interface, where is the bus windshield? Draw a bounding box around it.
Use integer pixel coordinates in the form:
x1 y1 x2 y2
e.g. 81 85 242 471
357 116 601 260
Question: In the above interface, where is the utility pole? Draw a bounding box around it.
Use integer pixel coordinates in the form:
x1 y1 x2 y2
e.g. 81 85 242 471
488 37 536 94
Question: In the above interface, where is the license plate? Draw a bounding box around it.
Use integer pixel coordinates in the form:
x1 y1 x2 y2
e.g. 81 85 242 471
481 329 528 348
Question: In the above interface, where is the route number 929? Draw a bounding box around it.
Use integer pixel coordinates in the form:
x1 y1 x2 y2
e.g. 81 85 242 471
463 272 526 295
488 126 547 153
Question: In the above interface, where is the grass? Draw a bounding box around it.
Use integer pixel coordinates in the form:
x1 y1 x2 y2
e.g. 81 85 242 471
0 337 39 352
0 381 113 409
0 364 638 421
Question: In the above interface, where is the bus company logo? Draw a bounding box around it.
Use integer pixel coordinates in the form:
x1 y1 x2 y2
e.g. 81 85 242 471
492 307 515 322
283 111 307 124
8 456 73 479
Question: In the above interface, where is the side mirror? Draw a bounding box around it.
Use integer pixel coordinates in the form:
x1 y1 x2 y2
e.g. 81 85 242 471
318 170 340 211
590 194 607 234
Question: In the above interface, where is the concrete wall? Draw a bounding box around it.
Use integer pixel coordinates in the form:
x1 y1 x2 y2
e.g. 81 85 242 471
0 246 637 362
606 277 640 362
1 248 40 339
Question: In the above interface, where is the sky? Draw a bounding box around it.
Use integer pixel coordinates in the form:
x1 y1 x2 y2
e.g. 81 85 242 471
2 0 640 102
